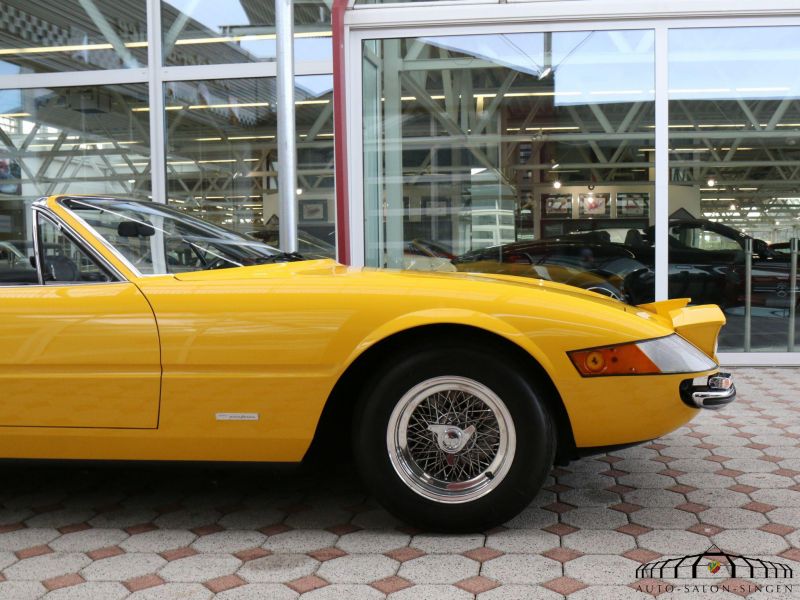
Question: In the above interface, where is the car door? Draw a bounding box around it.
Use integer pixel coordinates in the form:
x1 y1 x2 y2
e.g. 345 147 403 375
0 208 160 428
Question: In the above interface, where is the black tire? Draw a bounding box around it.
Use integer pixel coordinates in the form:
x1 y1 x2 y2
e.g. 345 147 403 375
352 343 555 532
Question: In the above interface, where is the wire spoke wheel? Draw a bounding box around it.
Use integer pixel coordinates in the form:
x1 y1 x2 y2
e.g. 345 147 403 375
386 376 517 504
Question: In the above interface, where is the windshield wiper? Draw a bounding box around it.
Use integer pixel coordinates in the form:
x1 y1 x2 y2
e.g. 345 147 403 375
258 252 306 263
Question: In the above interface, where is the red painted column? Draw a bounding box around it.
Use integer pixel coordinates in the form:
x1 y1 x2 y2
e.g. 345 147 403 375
332 0 351 264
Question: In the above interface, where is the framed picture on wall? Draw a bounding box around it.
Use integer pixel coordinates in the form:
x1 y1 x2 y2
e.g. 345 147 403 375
543 193 572 216
579 193 610 216
299 199 328 222
616 192 650 217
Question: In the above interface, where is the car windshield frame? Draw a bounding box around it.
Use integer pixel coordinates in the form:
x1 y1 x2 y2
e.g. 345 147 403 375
58 197 299 277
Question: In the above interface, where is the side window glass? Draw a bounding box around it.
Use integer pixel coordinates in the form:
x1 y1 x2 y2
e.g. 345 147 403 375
0 240 37 286
37 216 111 284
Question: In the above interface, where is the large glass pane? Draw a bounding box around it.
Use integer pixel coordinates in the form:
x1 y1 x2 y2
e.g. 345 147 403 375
668 27 800 352
0 1 147 74
164 75 335 256
0 84 151 203
362 31 655 299
161 0 332 66
0 84 150 277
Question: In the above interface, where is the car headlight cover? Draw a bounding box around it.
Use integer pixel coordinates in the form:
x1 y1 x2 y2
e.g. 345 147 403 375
569 334 717 377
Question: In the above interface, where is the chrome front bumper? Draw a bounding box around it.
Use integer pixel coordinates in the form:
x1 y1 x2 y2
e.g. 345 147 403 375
680 372 736 410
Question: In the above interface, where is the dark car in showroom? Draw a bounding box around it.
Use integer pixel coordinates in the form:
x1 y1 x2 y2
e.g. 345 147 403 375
455 219 793 308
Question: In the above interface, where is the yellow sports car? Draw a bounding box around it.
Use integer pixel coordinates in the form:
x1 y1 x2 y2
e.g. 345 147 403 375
0 196 735 531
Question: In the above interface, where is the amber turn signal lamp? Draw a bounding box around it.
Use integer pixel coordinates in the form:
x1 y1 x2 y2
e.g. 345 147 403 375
569 343 660 376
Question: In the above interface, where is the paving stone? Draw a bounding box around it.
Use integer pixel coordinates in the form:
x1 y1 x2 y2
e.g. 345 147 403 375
24 510 94 531
562 530 636 554
617 473 676 489
43 582 129 600
565 555 640 585
503 507 558 529
724 458 779 473
484 529 560 553
121 530 197 553
558 472 615 490
335 530 409 554
685 489 751 507
88 509 157 529
128 582 213 600
0 581 46 600
190 531 266 554
614 459 665 473
154 509 221 530
675 473 736 489
637 530 713 554
630 508 698 529
214 583 298 600
481 555 561 584
350 509 403 530
387 584 473 600
561 507 629 530
398 554 478 584
264 530 337 554
81 552 166 581
712 529 789 555
158 553 241 583
569 585 652 600
0 509 33 526
317 555 398 583
750 488 800 507
559 489 620 507
623 489 685 508
0 528 60 552
217 509 284 530
0 551 17 570
567 460 608 473
51 529 129 553
476 584 562 599
660 446 711 459
700 508 768 529
238 554 319 583
4 552 91 581
409 534 483 554
301 584 384 600
284 508 352 530
669 459 723 473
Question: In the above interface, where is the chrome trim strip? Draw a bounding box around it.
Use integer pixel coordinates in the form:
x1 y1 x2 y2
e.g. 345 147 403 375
33 204 126 283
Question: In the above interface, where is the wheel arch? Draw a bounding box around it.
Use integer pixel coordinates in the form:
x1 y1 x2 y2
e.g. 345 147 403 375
306 322 577 465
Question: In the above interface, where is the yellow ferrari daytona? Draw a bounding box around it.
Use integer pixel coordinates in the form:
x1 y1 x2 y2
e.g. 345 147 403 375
0 196 735 531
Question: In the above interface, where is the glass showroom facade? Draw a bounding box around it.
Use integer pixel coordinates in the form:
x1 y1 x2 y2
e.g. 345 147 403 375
342 1 800 360
0 0 336 258
3 0 800 361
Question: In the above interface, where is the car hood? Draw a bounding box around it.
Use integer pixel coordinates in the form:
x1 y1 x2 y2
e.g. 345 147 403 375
171 259 722 357
173 258 629 309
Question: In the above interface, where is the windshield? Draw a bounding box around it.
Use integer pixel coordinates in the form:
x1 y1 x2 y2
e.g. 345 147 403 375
60 197 298 275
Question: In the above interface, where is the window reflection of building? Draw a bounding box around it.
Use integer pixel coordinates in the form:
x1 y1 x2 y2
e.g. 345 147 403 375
0 0 335 250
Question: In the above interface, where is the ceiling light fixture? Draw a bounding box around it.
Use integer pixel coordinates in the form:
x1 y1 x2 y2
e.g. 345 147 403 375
553 180 562 189
707 177 717 187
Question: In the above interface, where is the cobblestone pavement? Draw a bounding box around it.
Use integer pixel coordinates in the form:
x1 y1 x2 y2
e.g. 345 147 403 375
0 368 798 599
